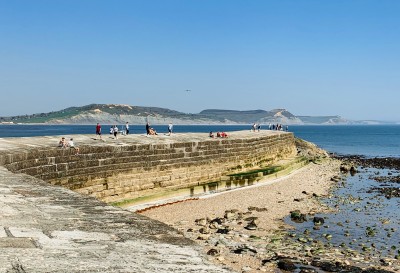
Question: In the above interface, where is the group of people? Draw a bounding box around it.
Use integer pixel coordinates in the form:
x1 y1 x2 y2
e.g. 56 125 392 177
146 122 173 136
268 123 288 131
252 123 262 132
251 123 289 132
94 122 174 138
95 122 130 140
209 131 228 138
58 137 80 154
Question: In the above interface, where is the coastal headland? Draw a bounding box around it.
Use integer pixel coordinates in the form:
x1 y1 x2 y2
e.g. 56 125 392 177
0 130 296 272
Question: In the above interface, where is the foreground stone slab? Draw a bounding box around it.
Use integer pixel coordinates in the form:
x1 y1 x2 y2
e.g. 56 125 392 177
0 167 230 273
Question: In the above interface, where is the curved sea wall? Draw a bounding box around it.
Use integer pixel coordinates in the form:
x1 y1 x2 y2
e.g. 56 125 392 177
0 131 296 203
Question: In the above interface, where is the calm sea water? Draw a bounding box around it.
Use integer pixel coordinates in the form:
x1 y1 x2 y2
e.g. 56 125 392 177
1 124 399 157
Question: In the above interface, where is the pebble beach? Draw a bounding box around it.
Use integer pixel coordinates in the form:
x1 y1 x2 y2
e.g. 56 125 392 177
141 159 343 272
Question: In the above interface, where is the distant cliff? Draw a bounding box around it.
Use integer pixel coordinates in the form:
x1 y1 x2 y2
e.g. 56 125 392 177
199 109 303 124
0 103 353 125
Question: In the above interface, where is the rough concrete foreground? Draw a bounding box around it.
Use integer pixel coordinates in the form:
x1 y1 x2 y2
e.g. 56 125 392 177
0 167 230 273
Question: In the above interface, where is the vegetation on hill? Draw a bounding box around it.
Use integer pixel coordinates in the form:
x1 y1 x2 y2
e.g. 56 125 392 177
0 104 350 125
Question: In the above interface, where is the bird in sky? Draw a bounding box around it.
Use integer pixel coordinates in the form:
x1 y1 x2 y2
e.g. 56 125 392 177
185 89 191 92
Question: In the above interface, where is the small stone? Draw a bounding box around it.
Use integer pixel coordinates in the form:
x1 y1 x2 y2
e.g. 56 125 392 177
195 218 208 226
277 259 296 271
199 227 210 234
313 217 324 226
207 248 219 256
224 211 236 220
380 258 390 266
196 235 210 240
210 217 224 225
244 216 259 223
290 210 307 223
298 237 308 243
216 228 230 234
244 221 257 230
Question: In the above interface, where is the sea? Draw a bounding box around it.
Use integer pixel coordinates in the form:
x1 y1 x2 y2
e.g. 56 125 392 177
1 124 400 265
0 124 399 157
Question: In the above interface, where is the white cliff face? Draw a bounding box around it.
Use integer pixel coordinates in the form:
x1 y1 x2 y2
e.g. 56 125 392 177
258 116 304 125
2 104 354 125
46 111 234 125
46 111 309 125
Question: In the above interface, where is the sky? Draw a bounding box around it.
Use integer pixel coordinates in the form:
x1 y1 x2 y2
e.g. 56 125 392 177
0 1 399 121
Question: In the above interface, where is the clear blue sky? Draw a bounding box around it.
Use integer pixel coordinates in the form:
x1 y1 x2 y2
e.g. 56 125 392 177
1 1 399 121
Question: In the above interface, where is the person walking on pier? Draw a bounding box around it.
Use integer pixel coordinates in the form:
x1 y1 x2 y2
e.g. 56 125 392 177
113 125 119 139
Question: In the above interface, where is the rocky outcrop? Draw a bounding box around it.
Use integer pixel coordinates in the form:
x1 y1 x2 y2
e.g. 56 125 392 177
295 137 329 160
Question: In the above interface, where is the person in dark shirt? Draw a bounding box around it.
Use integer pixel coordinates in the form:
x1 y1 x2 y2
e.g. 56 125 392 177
146 122 150 135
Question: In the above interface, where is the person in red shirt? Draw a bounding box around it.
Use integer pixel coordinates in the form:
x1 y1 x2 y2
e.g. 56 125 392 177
96 123 102 139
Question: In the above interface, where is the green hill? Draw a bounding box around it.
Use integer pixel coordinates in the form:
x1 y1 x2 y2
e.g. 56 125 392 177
0 104 350 125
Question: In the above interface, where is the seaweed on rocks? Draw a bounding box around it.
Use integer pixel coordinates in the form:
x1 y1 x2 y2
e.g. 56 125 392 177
370 175 400 184
335 155 400 170
367 187 400 198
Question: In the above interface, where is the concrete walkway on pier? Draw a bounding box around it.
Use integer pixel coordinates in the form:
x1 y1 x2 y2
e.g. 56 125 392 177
0 130 286 152
0 166 230 273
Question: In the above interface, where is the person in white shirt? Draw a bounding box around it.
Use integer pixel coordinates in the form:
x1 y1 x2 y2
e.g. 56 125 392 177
168 123 173 136
67 138 80 155
125 122 130 135
113 125 118 139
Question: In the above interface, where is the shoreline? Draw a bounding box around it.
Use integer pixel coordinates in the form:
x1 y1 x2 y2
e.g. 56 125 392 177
140 157 399 273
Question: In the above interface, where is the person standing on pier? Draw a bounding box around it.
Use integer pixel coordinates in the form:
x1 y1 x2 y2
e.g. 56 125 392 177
168 123 173 136
96 123 102 139
125 122 130 135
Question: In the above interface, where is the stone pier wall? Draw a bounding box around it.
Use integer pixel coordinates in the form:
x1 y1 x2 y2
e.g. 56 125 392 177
0 132 296 203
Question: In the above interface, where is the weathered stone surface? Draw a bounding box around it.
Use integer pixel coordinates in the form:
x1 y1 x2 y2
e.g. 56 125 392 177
0 167 230 273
